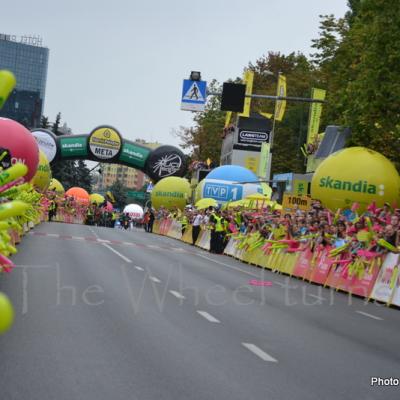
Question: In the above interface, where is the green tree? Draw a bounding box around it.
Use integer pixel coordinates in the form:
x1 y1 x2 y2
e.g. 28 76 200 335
312 1 400 169
249 52 316 174
40 115 50 129
108 179 127 210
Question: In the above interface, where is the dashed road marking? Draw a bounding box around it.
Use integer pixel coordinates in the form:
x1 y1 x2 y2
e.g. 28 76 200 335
197 310 220 323
242 343 278 363
149 276 161 283
29 231 197 255
169 290 185 300
102 243 132 263
355 311 383 321
134 266 144 271
308 294 326 301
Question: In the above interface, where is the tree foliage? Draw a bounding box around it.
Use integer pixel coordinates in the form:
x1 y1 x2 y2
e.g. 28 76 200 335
312 0 400 168
108 179 127 210
176 1 400 173
43 113 93 192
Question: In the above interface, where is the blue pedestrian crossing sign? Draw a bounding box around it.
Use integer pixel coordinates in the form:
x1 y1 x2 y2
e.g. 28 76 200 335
181 79 207 112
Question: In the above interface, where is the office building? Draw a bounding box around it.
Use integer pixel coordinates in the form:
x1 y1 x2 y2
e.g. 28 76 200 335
0 33 49 128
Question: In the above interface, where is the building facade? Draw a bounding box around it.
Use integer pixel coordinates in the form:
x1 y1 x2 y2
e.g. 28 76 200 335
0 34 49 128
95 164 146 191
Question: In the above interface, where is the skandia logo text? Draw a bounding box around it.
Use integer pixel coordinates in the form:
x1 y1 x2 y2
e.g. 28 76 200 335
319 176 385 196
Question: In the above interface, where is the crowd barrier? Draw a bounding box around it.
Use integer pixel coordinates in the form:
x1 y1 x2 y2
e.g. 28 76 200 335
154 218 400 308
51 209 86 225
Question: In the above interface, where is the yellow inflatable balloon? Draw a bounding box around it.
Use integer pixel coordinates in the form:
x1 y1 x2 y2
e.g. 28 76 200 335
151 177 191 210
48 178 65 194
0 70 16 109
0 292 14 334
311 147 400 211
90 193 105 205
31 150 52 192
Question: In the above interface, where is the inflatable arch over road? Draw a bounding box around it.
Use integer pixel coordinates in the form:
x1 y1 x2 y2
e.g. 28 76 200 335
31 126 187 182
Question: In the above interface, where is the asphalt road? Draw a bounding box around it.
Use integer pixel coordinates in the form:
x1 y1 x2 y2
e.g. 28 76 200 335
0 222 399 400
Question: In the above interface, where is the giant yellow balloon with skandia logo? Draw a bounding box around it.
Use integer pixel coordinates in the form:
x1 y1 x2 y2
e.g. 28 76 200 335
311 147 400 211
151 177 191 210
31 150 52 192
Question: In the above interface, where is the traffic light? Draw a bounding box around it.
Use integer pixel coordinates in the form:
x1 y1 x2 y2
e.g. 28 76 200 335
220 83 246 112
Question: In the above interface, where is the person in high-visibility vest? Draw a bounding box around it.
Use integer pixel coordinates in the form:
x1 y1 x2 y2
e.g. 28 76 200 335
209 209 225 254
181 214 189 236
48 198 57 222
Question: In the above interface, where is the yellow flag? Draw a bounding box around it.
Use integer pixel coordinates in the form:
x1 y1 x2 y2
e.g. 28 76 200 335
224 111 232 128
257 142 270 178
259 111 273 119
274 74 286 122
307 88 326 144
238 70 254 117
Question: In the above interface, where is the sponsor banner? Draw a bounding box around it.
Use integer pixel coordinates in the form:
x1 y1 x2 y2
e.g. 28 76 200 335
274 74 287 122
88 127 122 160
257 142 270 179
293 180 308 196
292 247 313 278
307 88 326 144
181 225 193 244
238 130 269 146
309 248 332 285
348 260 381 298
390 269 400 306
371 253 399 303
119 142 151 168
31 129 57 162
282 194 312 212
325 261 349 290
238 70 254 118
244 155 259 173
59 136 88 157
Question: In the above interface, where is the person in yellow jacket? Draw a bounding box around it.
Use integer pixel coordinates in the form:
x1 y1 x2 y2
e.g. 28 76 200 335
209 208 225 254
181 213 189 236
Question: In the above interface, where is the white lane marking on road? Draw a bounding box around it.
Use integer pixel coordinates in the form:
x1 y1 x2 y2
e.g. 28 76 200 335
197 310 220 323
89 227 99 238
197 254 261 278
355 311 383 321
149 276 161 283
147 245 159 249
97 239 111 243
135 266 144 271
308 294 326 301
71 236 84 240
273 280 297 289
102 243 132 263
242 343 278 363
169 290 185 300
46 233 59 237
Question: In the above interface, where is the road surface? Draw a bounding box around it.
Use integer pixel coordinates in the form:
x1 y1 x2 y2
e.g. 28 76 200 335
0 222 399 399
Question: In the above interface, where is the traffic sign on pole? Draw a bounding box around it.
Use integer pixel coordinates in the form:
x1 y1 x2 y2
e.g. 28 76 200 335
181 79 207 112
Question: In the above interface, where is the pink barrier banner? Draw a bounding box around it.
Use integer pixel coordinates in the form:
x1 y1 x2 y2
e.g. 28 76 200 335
309 248 332 285
292 247 313 279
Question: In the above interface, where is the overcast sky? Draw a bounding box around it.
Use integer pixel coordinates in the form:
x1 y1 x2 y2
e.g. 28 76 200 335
2 0 348 149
